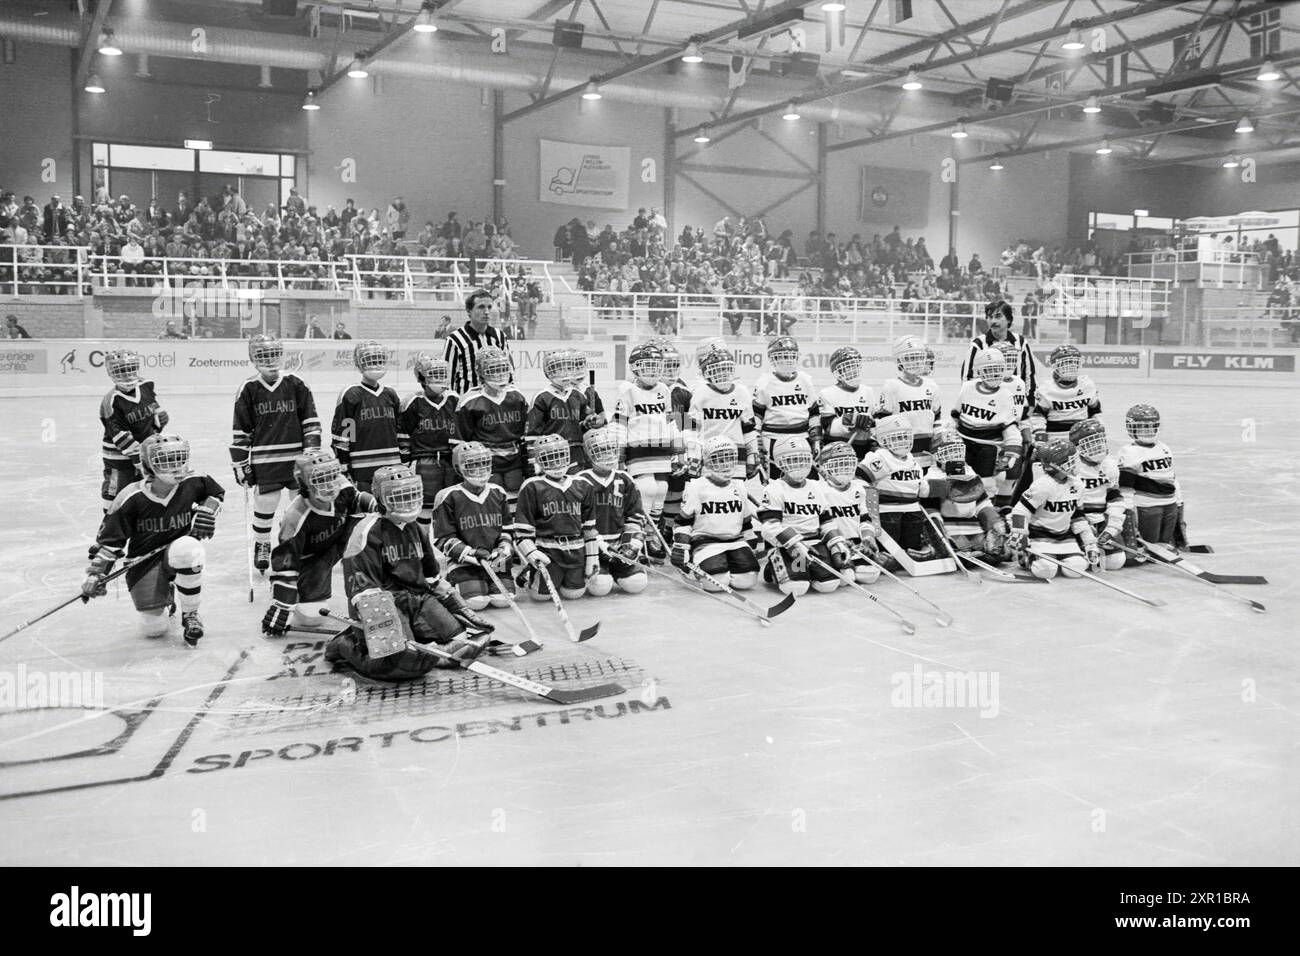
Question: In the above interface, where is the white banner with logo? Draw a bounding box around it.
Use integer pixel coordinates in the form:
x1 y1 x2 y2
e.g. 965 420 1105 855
539 139 630 210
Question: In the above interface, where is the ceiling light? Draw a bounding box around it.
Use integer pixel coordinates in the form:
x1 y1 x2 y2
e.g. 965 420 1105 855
302 91 320 111
950 122 968 139
1194 116 1217 123
581 81 602 100
347 57 369 79
681 42 703 63
989 158 1004 170
901 69 922 91
1222 155 1241 168
1256 60 1280 82
1061 29 1084 52
413 5 438 32
1083 95 1101 114
782 103 801 121
1095 140 1113 155
693 127 711 144
1235 115 1254 133
98 29 122 56
821 3 847 11
84 73 105 93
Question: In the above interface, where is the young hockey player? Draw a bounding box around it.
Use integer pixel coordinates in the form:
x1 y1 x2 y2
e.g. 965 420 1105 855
512 433 598 602
1069 418 1128 570
327 464 494 680
99 348 169 510
758 436 840 596
951 348 1022 499
455 345 528 509
857 414 948 566
753 336 820 481
575 427 648 597
231 332 322 570
1006 438 1100 580
685 344 761 486
612 341 683 560
526 348 603 473
1028 344 1101 441
1117 403 1186 548
660 339 693 529
672 435 760 592
875 335 943 469
82 434 223 646
816 441 882 585
398 353 460 531
993 338 1032 508
262 450 379 637
924 432 1005 561
332 340 401 495
818 346 876 461
431 442 513 611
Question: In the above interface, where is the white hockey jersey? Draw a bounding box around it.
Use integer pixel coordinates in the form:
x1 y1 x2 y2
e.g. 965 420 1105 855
753 371 818 436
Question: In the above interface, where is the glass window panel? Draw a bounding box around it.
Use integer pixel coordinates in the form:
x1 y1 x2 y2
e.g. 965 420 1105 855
281 179 295 208
281 155 295 177
110 144 195 172
93 143 109 167
1092 212 1133 231
199 150 278 176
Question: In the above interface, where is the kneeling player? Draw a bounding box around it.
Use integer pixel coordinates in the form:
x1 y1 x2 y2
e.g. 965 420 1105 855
759 437 839 596
327 465 493 680
432 442 513 611
672 436 759 591
513 434 598 602
83 435 223 646
262 451 378 637
816 441 881 585
576 428 648 597
925 432 1005 561
1006 439 1100 580
1118 404 1186 549
1070 419 1128 570
858 414 946 566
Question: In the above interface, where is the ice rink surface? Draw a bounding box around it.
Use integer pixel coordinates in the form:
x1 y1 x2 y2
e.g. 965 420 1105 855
0 381 1296 866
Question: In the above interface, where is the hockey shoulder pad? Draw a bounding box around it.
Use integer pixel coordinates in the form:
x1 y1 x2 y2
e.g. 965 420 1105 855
352 588 412 660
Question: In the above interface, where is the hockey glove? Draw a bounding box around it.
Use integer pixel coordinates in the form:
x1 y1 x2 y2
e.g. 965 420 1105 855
190 497 220 539
984 526 1007 557
1085 545 1103 572
614 539 642 564
856 533 881 562
1006 532 1029 567
154 409 170 430
1172 503 1189 550
524 548 551 572
81 556 113 601
584 553 600 579
670 541 691 571
232 461 253 488
785 538 810 563
827 536 852 570
462 547 493 567
670 455 688 479
1096 525 1120 551
580 413 607 431
488 542 512 572
997 446 1021 472
261 600 293 636
436 586 495 636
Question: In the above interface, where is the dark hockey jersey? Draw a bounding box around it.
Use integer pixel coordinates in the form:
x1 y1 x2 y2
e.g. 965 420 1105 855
332 381 402 482
342 514 439 598
432 482 512 570
398 391 460 460
526 386 593 453
574 468 644 546
513 475 596 550
97 475 226 584
270 486 377 604
231 373 322 485
456 386 528 467
100 381 164 468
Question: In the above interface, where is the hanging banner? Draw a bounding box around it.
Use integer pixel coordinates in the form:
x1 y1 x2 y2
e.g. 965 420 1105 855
539 139 630 211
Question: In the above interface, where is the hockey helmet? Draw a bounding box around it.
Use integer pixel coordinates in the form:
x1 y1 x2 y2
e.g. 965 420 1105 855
1125 403 1160 444
1037 438 1077 479
817 441 858 487
772 436 813 482
140 434 192 482
583 428 620 471
413 353 451 392
767 335 800 374
373 464 423 520
829 346 863 387
293 449 344 502
659 341 682 382
452 441 493 483
628 342 665 386
104 348 142 387
475 345 512 387
933 432 967 476
892 335 928 377
353 340 389 378
698 345 735 386
533 433 571 478
248 332 284 373
876 414 914 457
972 348 1006 386
700 436 737 480
1050 344 1082 382
993 340 1019 375
1068 419 1108 464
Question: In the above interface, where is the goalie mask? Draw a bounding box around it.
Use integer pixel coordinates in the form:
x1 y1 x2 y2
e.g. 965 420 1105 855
933 433 967 476
817 441 857 489
373 465 423 521
829 346 863 388
140 434 192 482
452 441 493 484
892 335 928 377
248 333 284 374
701 436 737 480
1125 404 1160 444
1050 344 1082 383
876 414 914 457
353 340 389 378
1037 438 1078 480
767 336 800 375
1069 419 1108 464
772 436 813 482
293 450 345 503
533 433 571 479
583 428 619 472
628 343 665 387
475 346 512 387
699 345 735 386
972 348 1006 386
104 348 142 387
413 353 451 393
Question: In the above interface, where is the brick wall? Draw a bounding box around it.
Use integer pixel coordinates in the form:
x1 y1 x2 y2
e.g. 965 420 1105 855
0 298 88 337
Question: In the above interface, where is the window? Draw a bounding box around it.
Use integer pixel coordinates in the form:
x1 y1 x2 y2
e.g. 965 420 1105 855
199 150 279 176
1090 212 1133 233
1247 9 1281 60
109 144 194 171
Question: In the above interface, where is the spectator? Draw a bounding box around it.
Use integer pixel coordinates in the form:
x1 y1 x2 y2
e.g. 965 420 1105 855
439 211 462 255
462 220 487 286
6 314 32 338
1021 290 1040 339
387 196 409 240
303 316 325 339
43 195 69 241
332 322 352 340
434 315 453 339
159 320 189 340
443 289 510 395
940 247 960 275
284 187 306 217
968 252 984 276
553 221 571 262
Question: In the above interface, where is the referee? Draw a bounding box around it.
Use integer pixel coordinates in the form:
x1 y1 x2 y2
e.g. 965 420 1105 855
961 300 1037 396
444 289 511 395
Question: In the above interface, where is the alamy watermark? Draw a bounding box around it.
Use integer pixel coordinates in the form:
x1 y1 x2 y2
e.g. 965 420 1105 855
890 665 1000 718
50 887 151 936
0 664 104 710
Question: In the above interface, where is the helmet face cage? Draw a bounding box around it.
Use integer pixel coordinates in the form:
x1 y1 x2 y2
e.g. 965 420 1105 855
141 435 191 481
476 348 512 386
535 435 571 477
818 443 857 486
878 418 914 457
774 439 813 481
660 347 682 382
898 347 928 376
830 349 862 387
768 338 800 374
974 350 1006 385
415 356 451 390
583 428 619 470
378 474 424 519
702 439 737 479
563 349 588 387
1070 423 1108 462
105 349 141 386
995 343 1018 376
1126 406 1160 443
305 458 344 502
701 349 735 386
934 438 966 471
1052 347 1082 380
453 443 493 482
630 346 665 385
248 334 284 372
1040 442 1078 477
354 341 389 377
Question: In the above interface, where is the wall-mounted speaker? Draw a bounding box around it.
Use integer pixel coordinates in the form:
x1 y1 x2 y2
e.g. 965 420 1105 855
553 20 586 49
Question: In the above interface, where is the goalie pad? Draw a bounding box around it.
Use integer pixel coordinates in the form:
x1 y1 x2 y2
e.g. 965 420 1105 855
352 588 412 660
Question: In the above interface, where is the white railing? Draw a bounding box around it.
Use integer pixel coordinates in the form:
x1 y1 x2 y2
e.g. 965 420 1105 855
0 244 91 295
1045 273 1171 320
1126 248 1267 289
1201 307 1299 348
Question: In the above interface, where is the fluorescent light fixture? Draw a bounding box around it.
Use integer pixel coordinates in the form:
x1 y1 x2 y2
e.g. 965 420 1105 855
302 91 320 110
1194 116 1217 123
184 139 213 150
84 73 105 93
1083 95 1101 114
413 2 439 32
1061 29 1084 51
693 127 711 144
581 81 602 100
821 3 847 10
1222 155 1241 168
950 122 968 139
782 103 801 121
1095 140 1113 155
681 42 703 63
901 69 922 91
1257 60 1280 82
1235 115 1254 133
989 158 1004 170
347 57 369 79
98 29 122 56
1133 208 1149 217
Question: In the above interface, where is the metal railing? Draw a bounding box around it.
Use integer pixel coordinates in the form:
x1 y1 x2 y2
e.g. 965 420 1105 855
1126 248 1267 289
1046 273 1171 320
1201 307 1300 348
0 244 91 295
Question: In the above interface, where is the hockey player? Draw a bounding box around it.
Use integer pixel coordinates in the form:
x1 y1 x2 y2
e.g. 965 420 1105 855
455 345 528 510
1069 418 1128 570
753 336 820 481
816 441 882 585
575 427 648 597
98 348 168 510
875 335 943 469
672 436 760 592
857 414 950 566
757 437 839 595
1006 438 1100 580
924 432 1005 561
398 353 460 531
262 450 379 637
612 342 683 559
1117 403 1186 548
512 434 598 602
431 442 513 611
992 339 1032 508
231 332 322 570
1028 344 1101 441
685 344 761 486
818 346 876 461
660 339 693 529
526 348 603 474
82 434 223 646
332 340 402 494
327 464 494 680
951 348 1022 499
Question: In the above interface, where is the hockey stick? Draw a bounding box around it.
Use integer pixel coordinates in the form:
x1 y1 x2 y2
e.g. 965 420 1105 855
954 550 1047 583
1026 547 1166 608
242 485 256 603
1185 544 1215 554
1113 542 1266 614
481 562 544 656
1 542 172 645
641 514 794 620
525 560 600 643
320 610 621 704
851 547 954 626
1139 541 1267 586
803 550 917 635
638 555 772 627
922 511 980 584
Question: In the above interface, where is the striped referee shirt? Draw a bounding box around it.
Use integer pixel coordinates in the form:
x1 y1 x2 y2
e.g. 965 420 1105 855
961 330 1037 397
443 320 510 396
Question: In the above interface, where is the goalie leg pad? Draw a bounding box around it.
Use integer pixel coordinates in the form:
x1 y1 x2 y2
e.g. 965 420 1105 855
325 630 439 682
763 551 809 596
464 593 491 611
353 588 415 659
